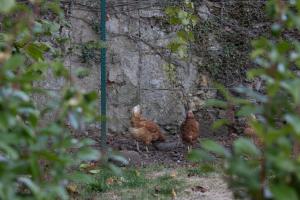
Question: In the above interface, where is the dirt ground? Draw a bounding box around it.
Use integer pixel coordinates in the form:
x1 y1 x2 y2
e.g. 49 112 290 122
74 125 236 167
70 125 236 200
178 175 233 200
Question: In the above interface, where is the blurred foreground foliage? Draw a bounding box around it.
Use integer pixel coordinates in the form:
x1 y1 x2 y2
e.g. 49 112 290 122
191 0 300 199
0 1 102 199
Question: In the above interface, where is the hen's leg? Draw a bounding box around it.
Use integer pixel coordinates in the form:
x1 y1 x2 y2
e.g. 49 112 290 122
136 141 140 152
145 146 149 152
187 145 191 153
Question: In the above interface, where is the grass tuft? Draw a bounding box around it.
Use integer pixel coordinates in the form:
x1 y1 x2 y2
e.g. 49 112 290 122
151 174 184 195
88 168 147 192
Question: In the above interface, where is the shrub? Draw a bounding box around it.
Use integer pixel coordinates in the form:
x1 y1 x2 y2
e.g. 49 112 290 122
191 0 300 199
0 1 101 199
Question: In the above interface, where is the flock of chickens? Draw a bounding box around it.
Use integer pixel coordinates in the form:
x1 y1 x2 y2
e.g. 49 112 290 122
128 105 261 153
128 105 300 158
129 105 199 152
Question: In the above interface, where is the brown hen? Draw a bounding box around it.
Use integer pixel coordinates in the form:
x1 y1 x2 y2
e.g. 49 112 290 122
130 105 165 152
180 110 200 152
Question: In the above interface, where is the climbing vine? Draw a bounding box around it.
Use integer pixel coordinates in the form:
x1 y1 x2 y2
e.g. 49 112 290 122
194 1 270 86
165 0 198 59
164 0 198 83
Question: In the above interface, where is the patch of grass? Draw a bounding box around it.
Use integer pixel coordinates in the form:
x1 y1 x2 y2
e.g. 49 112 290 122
151 174 184 195
185 162 224 178
88 167 147 192
186 167 204 176
187 164 216 176
140 164 167 173
81 166 188 199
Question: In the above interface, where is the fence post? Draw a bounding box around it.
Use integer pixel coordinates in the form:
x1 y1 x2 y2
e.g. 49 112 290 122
100 0 107 151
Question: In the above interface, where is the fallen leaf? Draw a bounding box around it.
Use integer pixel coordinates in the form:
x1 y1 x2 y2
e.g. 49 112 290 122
66 183 78 194
106 177 115 185
117 177 125 185
0 52 11 63
135 170 140 177
88 169 101 174
192 186 208 193
170 171 177 178
79 163 90 169
80 162 96 171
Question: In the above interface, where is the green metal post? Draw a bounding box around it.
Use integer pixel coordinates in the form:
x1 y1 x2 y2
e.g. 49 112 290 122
100 0 107 150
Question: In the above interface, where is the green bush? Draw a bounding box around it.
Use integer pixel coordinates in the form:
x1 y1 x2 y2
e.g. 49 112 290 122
191 0 300 199
0 1 101 199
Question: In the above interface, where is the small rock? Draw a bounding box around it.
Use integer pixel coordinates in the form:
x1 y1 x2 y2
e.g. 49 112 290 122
192 186 208 193
197 4 210 21
154 142 179 151
109 150 141 167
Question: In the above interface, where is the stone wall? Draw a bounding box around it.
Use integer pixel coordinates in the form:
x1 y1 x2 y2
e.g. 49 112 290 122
40 0 267 134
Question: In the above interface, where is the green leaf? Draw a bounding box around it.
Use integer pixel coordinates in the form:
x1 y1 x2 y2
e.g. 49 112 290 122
277 41 290 54
201 140 230 157
25 43 45 61
212 119 230 130
51 61 68 77
83 91 98 102
13 91 30 102
89 169 101 174
45 2 63 15
284 114 300 135
77 148 100 161
237 105 261 117
75 67 90 78
79 163 90 169
0 141 18 159
108 163 122 176
233 138 261 157
169 17 181 25
68 172 93 183
178 10 188 20
18 177 41 197
270 184 298 200
2 54 25 71
0 0 15 13
187 149 214 162
281 79 300 103
191 15 199 26
109 155 129 166
214 83 231 100
68 113 79 129
167 42 181 52
205 99 227 108
53 186 68 200
247 68 266 79
165 7 176 16
235 86 268 103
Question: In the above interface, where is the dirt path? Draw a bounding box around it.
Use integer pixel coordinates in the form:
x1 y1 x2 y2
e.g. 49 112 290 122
178 175 233 200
